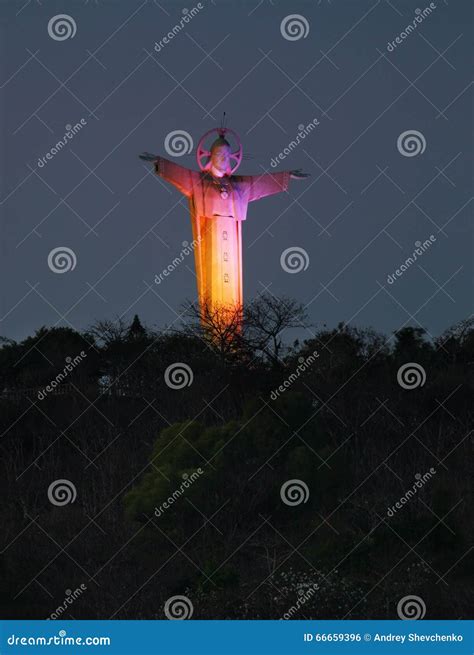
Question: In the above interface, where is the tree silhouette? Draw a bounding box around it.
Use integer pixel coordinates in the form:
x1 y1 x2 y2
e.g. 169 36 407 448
0 300 472 619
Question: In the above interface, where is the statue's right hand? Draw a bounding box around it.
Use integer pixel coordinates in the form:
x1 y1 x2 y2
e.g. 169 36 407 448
139 152 159 162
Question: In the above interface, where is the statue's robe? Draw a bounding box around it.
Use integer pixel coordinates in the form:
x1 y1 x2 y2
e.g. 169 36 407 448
155 157 290 315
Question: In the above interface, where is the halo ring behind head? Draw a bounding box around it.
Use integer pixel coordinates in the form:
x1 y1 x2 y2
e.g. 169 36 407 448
196 127 243 174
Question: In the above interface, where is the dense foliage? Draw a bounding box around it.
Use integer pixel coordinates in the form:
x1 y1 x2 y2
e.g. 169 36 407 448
1 306 472 619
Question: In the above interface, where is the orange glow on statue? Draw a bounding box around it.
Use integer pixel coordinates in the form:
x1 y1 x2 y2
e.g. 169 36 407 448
140 126 309 327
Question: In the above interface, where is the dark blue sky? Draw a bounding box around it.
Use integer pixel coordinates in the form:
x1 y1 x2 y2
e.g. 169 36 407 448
0 0 472 342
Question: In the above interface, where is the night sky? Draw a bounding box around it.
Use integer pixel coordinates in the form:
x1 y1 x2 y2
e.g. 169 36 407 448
0 0 472 342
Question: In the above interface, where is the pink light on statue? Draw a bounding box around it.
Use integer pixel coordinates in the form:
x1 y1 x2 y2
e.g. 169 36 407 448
139 120 309 328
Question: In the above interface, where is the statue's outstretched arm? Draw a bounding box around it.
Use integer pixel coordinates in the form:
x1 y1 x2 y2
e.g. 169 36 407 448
242 171 289 202
138 152 196 197
243 169 310 202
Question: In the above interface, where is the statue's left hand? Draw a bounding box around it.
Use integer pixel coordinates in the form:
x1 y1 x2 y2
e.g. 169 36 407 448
290 169 310 179
139 152 159 162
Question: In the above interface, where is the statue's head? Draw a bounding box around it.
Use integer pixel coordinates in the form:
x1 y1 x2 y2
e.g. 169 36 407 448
209 136 232 177
197 127 243 177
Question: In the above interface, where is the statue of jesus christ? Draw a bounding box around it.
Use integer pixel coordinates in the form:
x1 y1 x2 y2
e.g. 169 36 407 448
140 130 308 323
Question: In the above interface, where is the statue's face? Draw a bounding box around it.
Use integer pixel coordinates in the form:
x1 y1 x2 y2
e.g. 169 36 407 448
210 144 231 176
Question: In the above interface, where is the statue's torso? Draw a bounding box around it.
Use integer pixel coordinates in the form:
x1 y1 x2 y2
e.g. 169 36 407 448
194 173 246 219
